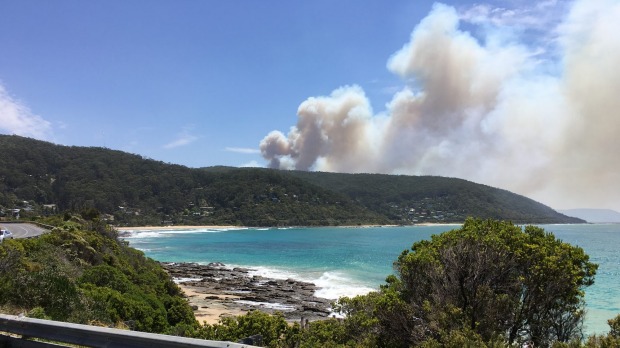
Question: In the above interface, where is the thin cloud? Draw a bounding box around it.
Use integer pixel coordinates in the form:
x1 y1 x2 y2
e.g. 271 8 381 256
0 83 52 139
459 0 569 31
380 85 403 95
225 147 261 154
163 129 198 149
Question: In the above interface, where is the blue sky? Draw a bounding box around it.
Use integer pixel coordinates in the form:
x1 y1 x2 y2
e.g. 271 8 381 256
0 1 423 166
2 0 619 211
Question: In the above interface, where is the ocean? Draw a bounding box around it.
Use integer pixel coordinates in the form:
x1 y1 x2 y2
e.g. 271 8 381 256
122 223 620 335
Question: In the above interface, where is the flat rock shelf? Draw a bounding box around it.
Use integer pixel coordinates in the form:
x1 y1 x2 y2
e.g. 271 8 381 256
161 262 333 324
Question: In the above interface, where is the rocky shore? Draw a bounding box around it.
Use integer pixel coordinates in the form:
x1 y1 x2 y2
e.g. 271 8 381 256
161 262 333 324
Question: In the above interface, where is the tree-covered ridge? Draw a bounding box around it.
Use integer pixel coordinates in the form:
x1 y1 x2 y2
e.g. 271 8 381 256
0 215 197 333
286 170 580 224
0 135 581 225
0 135 386 226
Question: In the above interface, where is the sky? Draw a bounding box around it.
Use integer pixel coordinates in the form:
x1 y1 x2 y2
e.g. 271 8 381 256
1 0 619 212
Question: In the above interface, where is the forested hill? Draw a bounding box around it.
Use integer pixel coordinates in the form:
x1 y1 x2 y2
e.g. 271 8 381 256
0 135 582 225
285 171 578 224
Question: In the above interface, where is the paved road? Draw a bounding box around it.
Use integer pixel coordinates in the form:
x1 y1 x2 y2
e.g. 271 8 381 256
0 223 48 239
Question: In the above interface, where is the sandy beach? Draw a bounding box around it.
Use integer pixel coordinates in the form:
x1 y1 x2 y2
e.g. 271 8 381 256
116 223 461 232
177 283 246 324
116 225 240 231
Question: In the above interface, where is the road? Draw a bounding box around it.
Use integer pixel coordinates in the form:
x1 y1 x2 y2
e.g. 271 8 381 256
0 223 49 239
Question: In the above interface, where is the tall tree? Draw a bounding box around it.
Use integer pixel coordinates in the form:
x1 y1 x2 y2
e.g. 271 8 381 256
342 218 597 347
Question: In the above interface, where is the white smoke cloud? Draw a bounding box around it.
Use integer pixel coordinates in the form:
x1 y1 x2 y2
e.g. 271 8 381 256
0 83 52 139
260 86 383 172
260 0 620 211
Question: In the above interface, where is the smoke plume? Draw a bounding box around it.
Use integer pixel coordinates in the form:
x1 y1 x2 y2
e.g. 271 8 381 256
260 0 620 210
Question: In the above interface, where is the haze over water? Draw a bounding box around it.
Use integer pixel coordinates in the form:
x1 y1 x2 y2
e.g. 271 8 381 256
123 224 620 335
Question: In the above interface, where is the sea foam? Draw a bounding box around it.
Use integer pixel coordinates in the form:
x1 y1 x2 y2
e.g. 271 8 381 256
243 265 375 300
234 300 296 311
312 271 376 299
121 228 238 239
244 265 301 280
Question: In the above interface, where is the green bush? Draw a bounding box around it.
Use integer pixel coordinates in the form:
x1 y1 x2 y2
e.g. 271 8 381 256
8 266 81 320
0 217 197 332
79 264 134 293
194 311 297 347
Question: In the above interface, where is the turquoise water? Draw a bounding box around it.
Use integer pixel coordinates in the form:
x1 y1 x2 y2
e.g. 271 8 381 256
122 224 620 334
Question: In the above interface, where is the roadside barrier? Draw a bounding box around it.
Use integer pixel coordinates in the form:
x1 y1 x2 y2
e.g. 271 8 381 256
0 314 258 348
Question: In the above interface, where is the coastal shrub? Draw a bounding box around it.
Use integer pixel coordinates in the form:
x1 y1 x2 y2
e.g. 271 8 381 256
334 288 411 347
0 240 25 301
338 218 598 347
164 296 198 327
581 315 620 347
193 311 296 347
0 239 24 274
608 314 620 338
0 216 197 333
79 264 133 293
80 285 127 324
27 306 51 320
0 237 85 321
418 328 508 348
8 265 81 320
582 335 620 348
553 316 620 347
298 318 351 348
80 281 169 332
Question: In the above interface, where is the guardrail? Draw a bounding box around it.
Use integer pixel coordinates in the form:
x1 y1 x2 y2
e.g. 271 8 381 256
0 314 258 348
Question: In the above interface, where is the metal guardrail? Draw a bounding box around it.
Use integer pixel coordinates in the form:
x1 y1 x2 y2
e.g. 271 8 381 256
0 314 258 348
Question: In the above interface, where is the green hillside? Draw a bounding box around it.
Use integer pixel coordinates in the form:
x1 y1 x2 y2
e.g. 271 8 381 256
0 215 197 332
0 135 582 225
286 171 579 224
0 135 387 226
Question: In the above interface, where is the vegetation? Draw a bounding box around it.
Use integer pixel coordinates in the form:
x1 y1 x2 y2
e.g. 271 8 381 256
0 135 581 226
2 216 619 347
0 214 198 333
287 170 580 224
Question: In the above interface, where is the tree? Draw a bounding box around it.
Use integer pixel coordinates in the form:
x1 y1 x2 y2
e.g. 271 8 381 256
606 314 620 340
340 218 597 347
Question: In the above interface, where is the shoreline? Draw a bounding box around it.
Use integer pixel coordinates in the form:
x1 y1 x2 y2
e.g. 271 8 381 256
116 222 463 232
161 262 334 325
116 225 240 231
